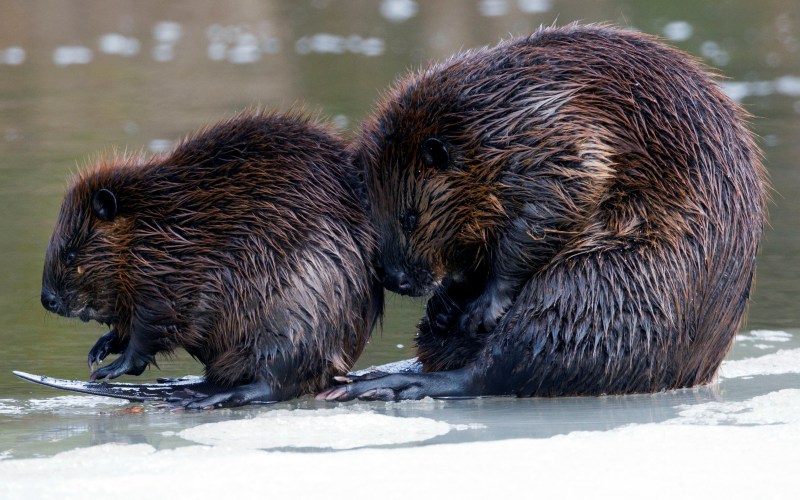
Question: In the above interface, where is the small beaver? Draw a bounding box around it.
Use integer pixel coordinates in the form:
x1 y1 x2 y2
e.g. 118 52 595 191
319 24 767 401
41 111 383 408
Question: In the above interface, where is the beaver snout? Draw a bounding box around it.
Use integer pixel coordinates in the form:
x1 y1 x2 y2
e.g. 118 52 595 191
41 287 65 316
381 267 413 295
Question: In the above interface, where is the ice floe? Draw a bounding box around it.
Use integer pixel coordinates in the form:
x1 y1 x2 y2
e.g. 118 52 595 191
719 348 800 379
670 389 800 425
179 408 457 449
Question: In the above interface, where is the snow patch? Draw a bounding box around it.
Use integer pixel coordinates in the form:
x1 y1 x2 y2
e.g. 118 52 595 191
179 408 457 449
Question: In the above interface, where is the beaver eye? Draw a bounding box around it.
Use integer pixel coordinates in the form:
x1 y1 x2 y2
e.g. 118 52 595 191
420 138 449 169
400 209 419 234
64 251 76 265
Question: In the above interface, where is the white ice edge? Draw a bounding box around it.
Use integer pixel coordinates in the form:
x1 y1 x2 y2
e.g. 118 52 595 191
735 329 792 343
720 348 800 378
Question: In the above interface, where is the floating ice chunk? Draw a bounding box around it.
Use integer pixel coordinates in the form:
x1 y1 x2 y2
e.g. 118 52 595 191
179 409 455 449
2 46 25 65
662 21 693 41
295 34 384 56
53 46 93 66
332 114 349 129
148 139 174 154
775 75 800 96
380 0 418 23
721 77 800 101
99 34 140 56
736 330 792 343
153 21 183 43
700 40 730 66
480 0 509 17
719 348 800 378
228 33 260 64
359 37 385 56
518 0 550 13
208 42 226 61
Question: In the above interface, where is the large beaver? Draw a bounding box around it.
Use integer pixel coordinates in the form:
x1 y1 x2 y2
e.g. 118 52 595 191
319 24 767 401
41 111 383 408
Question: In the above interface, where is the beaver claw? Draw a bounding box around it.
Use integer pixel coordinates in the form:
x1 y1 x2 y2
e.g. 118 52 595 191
425 293 461 335
87 329 126 368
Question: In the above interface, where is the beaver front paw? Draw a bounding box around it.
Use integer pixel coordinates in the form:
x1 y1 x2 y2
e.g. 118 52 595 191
87 328 127 368
424 292 462 335
459 289 513 336
90 349 149 380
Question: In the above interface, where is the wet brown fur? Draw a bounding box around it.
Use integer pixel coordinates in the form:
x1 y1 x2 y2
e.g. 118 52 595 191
356 24 767 395
42 111 383 400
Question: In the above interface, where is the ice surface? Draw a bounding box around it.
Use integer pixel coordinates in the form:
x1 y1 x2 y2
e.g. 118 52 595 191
670 389 800 425
0 395 126 416
179 408 457 449
1 415 797 499
719 348 800 378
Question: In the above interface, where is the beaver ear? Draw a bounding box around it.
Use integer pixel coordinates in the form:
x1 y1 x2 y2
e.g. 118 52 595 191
420 138 450 169
92 189 118 221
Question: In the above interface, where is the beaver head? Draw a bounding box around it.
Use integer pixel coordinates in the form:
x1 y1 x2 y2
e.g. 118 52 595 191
356 42 615 297
41 161 134 326
356 66 519 297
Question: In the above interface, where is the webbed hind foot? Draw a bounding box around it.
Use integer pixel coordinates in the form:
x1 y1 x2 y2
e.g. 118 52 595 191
183 381 278 409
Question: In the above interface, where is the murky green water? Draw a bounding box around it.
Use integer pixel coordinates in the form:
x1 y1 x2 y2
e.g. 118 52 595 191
1 0 799 461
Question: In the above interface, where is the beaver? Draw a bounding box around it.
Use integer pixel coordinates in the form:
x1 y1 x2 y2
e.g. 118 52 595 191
319 24 767 401
41 111 383 408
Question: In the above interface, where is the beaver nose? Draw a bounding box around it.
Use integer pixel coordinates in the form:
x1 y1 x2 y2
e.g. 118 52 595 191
41 288 62 314
383 270 413 295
